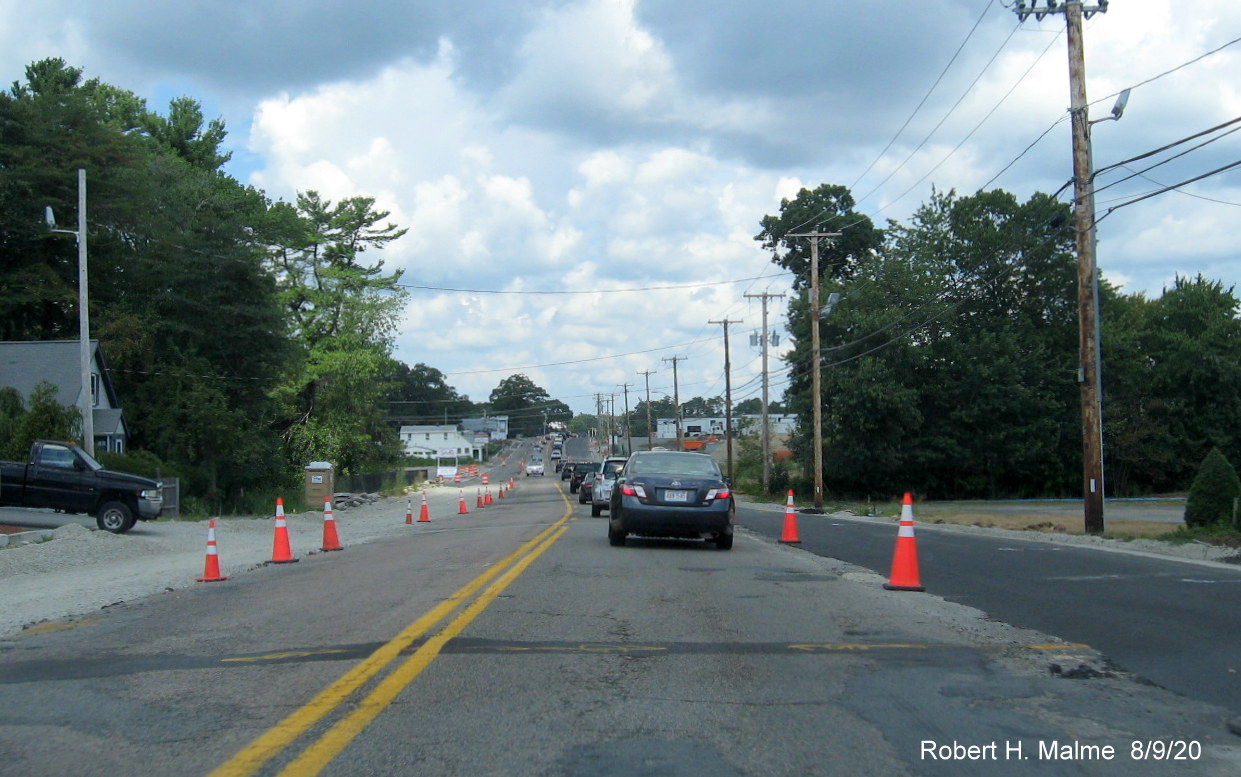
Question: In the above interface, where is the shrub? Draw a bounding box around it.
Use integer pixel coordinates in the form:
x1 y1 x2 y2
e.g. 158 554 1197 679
1184 448 1241 527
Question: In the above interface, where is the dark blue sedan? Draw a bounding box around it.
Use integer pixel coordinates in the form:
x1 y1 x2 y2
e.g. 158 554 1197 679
607 451 735 550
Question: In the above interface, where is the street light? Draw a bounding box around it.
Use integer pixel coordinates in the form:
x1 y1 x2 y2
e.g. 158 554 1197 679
45 168 93 455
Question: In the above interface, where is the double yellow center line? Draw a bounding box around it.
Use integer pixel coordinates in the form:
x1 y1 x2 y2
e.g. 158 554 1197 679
209 491 573 777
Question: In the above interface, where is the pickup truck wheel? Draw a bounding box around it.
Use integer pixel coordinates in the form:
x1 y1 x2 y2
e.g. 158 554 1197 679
97 501 136 534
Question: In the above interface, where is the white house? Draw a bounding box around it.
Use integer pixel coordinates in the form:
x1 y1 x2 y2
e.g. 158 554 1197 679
399 425 480 460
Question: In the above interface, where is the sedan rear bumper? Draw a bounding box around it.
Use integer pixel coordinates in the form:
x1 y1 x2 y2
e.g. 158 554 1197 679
612 497 733 538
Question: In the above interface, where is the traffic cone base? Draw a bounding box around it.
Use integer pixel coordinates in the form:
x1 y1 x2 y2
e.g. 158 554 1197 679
196 519 228 582
779 489 801 544
884 493 924 591
320 497 342 551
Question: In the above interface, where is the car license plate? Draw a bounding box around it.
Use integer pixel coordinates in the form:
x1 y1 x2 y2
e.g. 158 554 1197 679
664 490 689 503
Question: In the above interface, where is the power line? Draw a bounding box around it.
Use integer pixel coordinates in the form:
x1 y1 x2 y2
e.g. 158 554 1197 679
397 273 791 296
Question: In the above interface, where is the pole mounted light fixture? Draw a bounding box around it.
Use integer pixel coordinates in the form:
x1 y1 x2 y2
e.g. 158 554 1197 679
45 169 94 455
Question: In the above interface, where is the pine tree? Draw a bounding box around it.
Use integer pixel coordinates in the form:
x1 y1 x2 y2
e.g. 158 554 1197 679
1183 448 1241 527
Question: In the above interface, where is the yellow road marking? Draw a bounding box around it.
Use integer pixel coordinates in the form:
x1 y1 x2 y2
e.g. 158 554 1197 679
277 523 570 777
208 489 573 777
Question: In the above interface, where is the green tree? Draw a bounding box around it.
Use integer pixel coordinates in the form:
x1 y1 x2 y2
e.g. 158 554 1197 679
8 382 81 457
266 192 410 473
774 187 1078 498
680 396 724 418
487 374 570 437
1184 448 1241 527
141 96 231 171
755 183 884 288
382 361 475 425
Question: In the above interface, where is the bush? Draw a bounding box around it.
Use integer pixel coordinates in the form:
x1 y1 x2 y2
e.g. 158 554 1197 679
1184 448 1241 528
96 448 172 480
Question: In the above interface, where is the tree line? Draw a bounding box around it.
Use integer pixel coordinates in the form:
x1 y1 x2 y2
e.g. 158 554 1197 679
0 60 570 513
756 183 1241 500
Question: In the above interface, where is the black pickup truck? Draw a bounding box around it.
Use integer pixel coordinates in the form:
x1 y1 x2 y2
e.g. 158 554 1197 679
0 440 163 533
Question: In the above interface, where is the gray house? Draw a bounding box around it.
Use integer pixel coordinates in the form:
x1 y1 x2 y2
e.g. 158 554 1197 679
0 339 129 453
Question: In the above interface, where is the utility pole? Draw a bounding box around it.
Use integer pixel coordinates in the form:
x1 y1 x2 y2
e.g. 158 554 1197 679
745 291 784 493
1013 0 1108 534
594 393 606 451
618 383 633 455
709 318 743 484
46 169 92 455
608 394 617 455
639 370 656 451
788 231 841 511
663 356 687 451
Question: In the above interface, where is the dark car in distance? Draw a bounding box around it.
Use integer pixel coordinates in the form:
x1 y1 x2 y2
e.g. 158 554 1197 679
607 450 735 550
570 461 600 494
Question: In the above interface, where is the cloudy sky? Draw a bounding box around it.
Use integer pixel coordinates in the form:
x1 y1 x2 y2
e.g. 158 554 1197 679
3 1 1238 415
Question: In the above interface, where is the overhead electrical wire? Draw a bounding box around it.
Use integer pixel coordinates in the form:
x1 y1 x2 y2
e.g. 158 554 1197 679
398 271 792 296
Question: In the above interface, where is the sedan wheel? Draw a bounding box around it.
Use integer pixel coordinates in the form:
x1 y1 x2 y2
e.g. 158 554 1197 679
608 523 626 546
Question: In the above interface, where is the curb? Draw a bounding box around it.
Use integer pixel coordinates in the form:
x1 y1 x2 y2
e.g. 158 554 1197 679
0 529 58 548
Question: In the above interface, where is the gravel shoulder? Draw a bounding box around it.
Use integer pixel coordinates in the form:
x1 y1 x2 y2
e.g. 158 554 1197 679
0 483 483 639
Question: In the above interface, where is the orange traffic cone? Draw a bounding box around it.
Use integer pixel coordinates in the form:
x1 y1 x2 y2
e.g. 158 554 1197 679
320 495 342 551
476 487 485 509
405 497 414 525
458 489 469 514
418 492 430 522
271 497 298 564
498 483 505 499
884 493 925 591
484 487 493 506
779 490 801 544
508 476 515 490
196 519 228 582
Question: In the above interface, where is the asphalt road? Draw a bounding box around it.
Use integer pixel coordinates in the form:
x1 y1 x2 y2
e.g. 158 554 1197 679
3 458 1239 776
738 504 1241 713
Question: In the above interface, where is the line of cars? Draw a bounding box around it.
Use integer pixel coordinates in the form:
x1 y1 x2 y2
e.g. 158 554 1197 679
561 450 735 550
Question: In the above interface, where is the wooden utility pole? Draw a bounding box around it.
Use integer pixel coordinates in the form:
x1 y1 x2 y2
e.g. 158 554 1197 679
788 231 840 511
745 291 784 492
709 318 743 483
617 383 632 455
639 370 656 451
663 356 687 451
1013 0 1108 534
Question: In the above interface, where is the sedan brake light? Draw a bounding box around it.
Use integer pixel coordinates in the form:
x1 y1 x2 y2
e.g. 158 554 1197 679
620 484 647 498
705 488 730 501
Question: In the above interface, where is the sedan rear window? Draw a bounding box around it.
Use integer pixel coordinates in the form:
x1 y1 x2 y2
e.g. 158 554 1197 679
627 453 720 478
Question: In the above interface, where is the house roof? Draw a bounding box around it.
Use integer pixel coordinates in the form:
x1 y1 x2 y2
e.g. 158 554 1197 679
0 339 115 407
